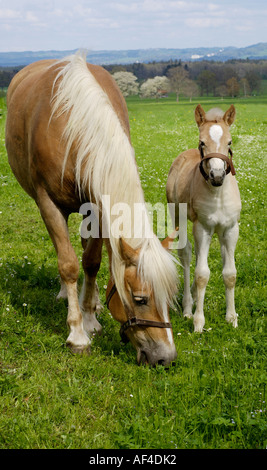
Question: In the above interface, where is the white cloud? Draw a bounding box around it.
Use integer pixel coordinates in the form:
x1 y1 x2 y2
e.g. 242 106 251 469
0 9 20 19
0 0 266 52
185 17 227 28
25 11 38 22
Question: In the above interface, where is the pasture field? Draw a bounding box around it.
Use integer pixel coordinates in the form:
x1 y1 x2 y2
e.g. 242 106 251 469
0 94 266 449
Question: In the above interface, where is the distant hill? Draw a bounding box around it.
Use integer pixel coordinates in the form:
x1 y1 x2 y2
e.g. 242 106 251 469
0 43 267 67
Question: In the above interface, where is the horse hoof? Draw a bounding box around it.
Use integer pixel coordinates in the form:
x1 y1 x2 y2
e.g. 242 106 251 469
193 322 204 333
226 315 238 328
183 311 193 319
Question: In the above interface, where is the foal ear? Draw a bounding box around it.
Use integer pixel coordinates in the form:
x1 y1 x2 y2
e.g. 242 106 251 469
195 104 206 127
161 227 178 251
119 237 139 265
223 104 236 126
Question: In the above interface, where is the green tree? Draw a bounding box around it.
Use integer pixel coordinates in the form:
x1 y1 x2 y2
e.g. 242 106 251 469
197 70 217 96
227 77 240 97
245 71 261 94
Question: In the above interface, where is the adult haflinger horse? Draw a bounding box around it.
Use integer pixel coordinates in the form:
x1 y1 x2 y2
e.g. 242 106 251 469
167 105 241 333
5 53 178 366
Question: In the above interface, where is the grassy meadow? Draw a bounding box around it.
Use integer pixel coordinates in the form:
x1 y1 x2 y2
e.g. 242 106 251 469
0 92 266 449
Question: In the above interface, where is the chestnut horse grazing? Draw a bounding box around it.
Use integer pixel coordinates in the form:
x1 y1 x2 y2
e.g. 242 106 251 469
167 105 241 332
5 53 178 366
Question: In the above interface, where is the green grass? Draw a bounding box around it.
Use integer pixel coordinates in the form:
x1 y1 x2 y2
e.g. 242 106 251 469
0 94 266 449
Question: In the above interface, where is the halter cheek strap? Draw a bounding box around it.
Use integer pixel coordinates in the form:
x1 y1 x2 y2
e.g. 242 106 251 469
106 283 172 344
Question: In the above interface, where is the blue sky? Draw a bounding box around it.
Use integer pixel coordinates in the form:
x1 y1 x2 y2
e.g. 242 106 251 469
0 0 266 52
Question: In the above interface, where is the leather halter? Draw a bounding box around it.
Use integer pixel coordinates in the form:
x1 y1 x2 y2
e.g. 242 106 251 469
198 144 236 181
106 282 172 343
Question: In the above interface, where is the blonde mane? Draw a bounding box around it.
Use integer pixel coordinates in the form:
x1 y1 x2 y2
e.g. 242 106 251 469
50 53 177 315
205 107 224 122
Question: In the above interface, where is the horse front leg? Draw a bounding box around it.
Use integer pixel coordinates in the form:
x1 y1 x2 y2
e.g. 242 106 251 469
36 188 90 354
80 235 103 336
218 223 239 328
56 277 68 300
192 221 212 332
178 239 193 319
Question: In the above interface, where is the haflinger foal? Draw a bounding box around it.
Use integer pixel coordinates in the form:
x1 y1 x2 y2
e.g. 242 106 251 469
167 105 241 332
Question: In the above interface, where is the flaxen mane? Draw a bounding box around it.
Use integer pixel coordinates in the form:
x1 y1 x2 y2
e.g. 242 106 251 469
205 108 225 122
50 53 177 316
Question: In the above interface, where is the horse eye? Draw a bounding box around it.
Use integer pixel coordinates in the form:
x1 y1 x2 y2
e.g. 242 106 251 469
133 296 148 306
228 140 232 146
200 141 205 147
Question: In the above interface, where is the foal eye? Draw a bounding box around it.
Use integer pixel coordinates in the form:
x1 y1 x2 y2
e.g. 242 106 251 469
200 141 205 147
228 140 232 146
133 296 148 306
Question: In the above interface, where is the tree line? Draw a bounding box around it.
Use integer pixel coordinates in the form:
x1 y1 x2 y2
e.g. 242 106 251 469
106 59 267 99
0 68 21 90
1 59 266 99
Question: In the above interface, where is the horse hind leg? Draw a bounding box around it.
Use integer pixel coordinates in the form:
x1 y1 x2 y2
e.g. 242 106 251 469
218 223 239 328
80 235 103 336
192 221 212 333
36 188 90 354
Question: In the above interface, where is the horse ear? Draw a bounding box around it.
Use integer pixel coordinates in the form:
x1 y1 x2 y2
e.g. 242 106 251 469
195 104 206 127
223 104 236 126
161 227 178 251
119 237 139 265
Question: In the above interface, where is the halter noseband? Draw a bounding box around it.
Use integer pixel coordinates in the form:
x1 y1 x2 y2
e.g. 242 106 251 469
106 283 172 343
198 144 236 181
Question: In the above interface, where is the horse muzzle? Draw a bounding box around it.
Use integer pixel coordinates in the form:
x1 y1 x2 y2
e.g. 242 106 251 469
137 342 177 367
209 169 226 186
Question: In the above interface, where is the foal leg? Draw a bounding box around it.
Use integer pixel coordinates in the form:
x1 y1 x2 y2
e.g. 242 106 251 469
218 223 239 328
36 188 90 353
80 236 103 336
193 221 213 333
178 239 193 319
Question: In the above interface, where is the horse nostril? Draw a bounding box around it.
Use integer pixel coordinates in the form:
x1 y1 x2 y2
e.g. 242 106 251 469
157 359 165 366
157 358 176 368
210 170 214 178
140 351 148 365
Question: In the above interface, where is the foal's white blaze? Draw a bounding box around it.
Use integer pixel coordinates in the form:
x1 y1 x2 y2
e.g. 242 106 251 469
209 124 223 152
209 124 225 171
